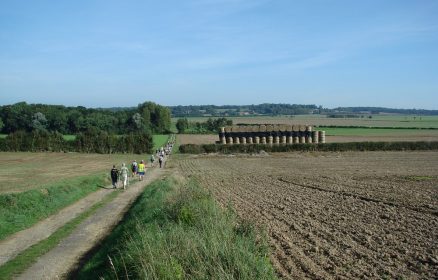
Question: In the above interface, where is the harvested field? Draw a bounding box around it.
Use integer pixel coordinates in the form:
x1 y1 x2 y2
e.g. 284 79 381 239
177 134 219 145
176 151 438 279
0 152 150 193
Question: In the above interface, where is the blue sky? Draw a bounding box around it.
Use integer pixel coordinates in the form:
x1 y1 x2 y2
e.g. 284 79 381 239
0 0 437 109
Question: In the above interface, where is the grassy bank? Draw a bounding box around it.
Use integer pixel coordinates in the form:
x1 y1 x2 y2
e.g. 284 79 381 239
0 174 107 241
78 178 277 279
179 141 438 154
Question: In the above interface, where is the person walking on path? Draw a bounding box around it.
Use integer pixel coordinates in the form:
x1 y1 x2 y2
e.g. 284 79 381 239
110 165 119 189
150 154 155 167
159 154 164 168
138 160 146 181
120 163 129 189
131 160 138 178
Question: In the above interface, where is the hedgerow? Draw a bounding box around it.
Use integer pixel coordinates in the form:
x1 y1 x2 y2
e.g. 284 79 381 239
179 141 438 154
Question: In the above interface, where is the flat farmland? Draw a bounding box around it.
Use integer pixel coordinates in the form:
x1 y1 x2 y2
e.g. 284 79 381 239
0 135 169 193
177 134 219 145
173 115 438 128
176 152 438 279
0 152 151 193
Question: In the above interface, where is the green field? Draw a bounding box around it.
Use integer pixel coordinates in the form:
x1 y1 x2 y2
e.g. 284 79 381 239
62 134 76 141
320 127 438 137
153 134 170 150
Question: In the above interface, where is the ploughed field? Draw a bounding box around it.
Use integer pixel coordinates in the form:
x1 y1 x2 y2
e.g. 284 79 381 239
177 151 438 279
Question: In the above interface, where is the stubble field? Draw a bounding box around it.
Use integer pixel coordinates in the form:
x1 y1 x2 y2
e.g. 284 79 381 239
0 152 151 193
176 151 438 279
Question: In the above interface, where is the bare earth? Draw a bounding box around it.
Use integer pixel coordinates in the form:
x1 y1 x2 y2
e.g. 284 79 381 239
176 151 438 279
12 166 166 280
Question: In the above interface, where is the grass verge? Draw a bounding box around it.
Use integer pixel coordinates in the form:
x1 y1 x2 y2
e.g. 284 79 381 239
0 190 119 279
78 178 278 279
0 173 107 241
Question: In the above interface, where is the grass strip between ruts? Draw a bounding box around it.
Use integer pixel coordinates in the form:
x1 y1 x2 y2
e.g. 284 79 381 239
0 173 108 241
0 189 120 279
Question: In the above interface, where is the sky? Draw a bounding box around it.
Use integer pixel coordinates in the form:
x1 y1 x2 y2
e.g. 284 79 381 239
0 0 437 109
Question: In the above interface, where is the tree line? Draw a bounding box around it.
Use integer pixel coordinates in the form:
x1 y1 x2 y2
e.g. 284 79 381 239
170 104 320 117
170 104 438 117
0 129 153 154
332 107 438 115
0 101 171 135
176 118 233 134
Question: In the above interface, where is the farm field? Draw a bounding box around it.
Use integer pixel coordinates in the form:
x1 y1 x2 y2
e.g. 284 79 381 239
0 135 169 193
173 115 438 128
175 152 438 279
0 153 148 193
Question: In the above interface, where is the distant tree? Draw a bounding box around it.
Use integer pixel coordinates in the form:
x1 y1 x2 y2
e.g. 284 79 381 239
176 118 189 133
1 102 32 133
132 113 144 130
0 117 4 132
138 101 171 133
31 112 48 131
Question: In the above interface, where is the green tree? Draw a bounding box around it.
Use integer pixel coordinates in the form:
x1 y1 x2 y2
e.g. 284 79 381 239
176 118 189 133
138 101 171 133
31 112 48 131
1 102 32 133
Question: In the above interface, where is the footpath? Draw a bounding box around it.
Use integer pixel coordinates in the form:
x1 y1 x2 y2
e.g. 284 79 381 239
0 186 113 267
14 165 167 280
0 160 167 279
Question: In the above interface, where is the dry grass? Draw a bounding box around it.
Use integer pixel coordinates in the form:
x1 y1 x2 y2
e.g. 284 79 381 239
0 152 151 193
177 134 219 145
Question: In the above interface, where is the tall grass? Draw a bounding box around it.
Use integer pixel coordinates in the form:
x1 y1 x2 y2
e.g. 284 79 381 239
78 178 277 280
0 174 107 241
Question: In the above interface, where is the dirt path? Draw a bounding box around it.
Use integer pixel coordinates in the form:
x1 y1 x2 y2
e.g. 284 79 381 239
15 165 167 280
0 186 114 266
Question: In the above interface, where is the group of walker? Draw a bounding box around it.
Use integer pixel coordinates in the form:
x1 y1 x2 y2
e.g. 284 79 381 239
110 160 149 190
110 136 175 189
